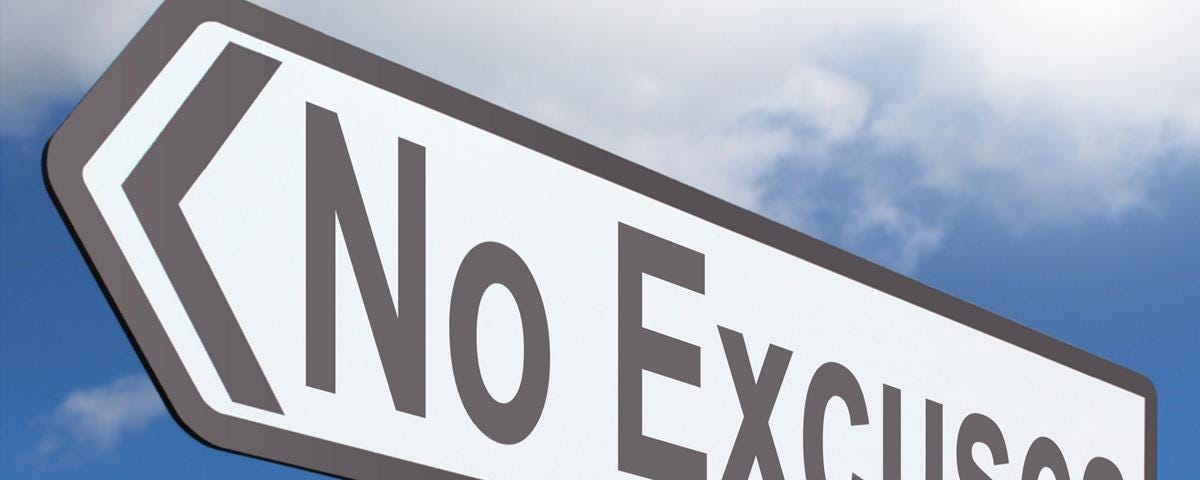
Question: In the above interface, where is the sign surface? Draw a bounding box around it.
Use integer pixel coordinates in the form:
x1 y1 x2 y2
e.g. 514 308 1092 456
46 0 1154 479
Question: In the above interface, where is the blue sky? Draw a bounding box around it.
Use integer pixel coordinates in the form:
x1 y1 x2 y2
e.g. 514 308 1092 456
1 0 1198 478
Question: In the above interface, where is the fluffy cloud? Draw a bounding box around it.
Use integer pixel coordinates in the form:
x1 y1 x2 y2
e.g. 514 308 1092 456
4 0 1198 269
0 0 159 136
33 375 165 464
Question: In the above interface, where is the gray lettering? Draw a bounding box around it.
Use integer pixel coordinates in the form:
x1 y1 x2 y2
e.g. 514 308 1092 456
804 362 869 480
305 103 426 417
884 385 901 480
449 242 550 445
718 327 791 480
926 400 944 480
1022 437 1069 480
618 223 706 480
957 413 1009 480
1083 458 1123 480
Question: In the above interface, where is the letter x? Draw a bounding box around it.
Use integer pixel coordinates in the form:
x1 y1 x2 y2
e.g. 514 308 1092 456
718 326 792 480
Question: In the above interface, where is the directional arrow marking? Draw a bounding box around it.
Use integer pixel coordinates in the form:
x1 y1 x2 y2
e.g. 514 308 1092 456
124 43 283 413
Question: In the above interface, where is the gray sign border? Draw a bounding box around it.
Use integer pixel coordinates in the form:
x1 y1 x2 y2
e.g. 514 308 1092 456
44 0 1156 478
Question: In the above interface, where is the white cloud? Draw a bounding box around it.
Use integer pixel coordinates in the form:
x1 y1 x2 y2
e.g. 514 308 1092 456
0 0 159 136
34 374 165 464
3 0 1198 270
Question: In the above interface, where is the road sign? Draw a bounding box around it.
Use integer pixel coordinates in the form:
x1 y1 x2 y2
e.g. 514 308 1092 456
45 0 1154 479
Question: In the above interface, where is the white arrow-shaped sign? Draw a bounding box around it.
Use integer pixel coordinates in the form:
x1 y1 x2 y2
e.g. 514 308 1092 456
46 1 1154 479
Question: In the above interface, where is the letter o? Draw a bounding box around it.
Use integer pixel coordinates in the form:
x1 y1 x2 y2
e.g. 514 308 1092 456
449 242 551 444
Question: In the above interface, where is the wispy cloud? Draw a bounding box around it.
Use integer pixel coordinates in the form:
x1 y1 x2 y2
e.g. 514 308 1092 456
31 374 165 466
4 0 1198 270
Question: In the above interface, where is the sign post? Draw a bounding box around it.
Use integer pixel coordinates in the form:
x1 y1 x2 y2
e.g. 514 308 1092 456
46 0 1154 478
